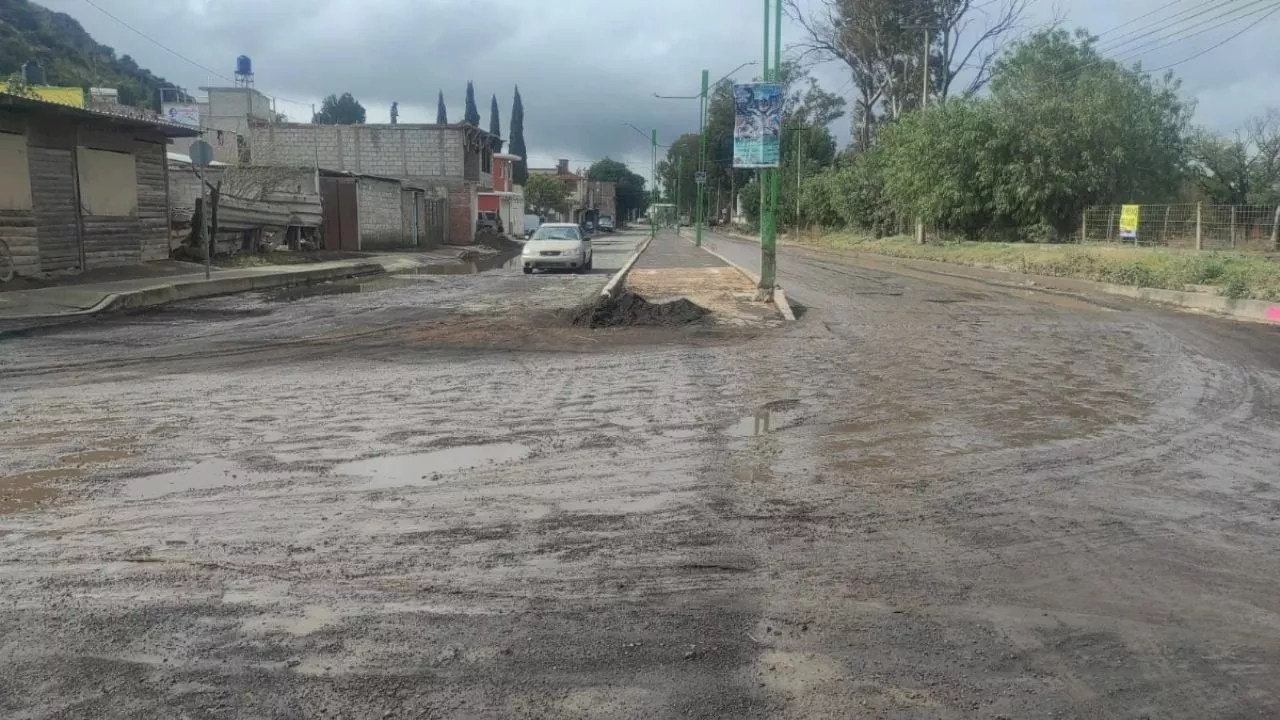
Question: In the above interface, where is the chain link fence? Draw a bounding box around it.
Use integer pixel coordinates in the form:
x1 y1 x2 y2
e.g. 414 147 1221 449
1083 204 1280 252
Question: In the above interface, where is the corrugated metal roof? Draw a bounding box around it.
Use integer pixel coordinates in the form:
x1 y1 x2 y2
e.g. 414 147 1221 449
0 92 201 137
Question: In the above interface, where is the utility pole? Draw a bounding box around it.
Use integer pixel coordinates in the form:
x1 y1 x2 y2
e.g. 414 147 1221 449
915 27 929 245
677 154 684 232
696 68 709 247
759 0 781 295
651 129 658 240
796 126 803 228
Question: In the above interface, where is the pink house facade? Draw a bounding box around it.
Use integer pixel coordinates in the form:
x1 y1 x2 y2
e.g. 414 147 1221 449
478 152 525 235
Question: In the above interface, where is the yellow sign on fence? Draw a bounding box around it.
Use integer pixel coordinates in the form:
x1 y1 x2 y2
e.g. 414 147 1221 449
1119 204 1140 240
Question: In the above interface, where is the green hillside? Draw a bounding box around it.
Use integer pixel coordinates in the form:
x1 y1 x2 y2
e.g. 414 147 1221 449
0 0 185 108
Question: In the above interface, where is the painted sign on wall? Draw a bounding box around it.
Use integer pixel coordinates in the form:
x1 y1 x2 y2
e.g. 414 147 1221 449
162 103 201 127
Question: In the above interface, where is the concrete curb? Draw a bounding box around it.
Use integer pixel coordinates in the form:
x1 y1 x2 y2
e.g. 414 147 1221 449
685 232 796 321
709 231 1280 326
600 234 654 298
845 253 1280 326
1 261 393 322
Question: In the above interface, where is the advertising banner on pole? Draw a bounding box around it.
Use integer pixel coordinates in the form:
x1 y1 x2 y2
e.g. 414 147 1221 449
161 103 201 127
1119 204 1141 240
732 83 782 168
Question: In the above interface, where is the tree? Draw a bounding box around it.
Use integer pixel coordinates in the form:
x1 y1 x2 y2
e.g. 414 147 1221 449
986 29 1189 233
786 0 1029 147
524 173 569 216
510 86 529 185
312 93 366 125
587 158 649 220
489 94 502 138
1189 109 1280 205
464 81 481 126
873 29 1191 237
437 91 448 124
657 134 701 218
1190 130 1251 205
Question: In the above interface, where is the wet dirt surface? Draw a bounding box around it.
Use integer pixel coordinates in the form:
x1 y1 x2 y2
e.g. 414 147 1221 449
4 228 1280 718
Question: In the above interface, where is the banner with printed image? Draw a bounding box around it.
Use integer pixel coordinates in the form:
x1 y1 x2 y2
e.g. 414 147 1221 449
732 83 783 168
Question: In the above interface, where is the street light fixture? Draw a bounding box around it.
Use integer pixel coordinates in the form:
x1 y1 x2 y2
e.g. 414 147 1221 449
650 61 756 247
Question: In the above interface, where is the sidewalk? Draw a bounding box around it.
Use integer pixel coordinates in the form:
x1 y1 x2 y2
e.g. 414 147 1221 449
624 231 783 325
0 247 496 323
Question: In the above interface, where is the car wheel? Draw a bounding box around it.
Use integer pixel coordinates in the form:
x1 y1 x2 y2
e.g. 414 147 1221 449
585 256 593 271
523 267 533 275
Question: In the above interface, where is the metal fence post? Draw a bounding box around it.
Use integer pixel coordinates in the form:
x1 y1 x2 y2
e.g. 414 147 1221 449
1195 203 1203 251
1162 205 1171 245
1271 205 1280 251
1230 206 1237 249
1081 209 1087 243
1106 206 1116 242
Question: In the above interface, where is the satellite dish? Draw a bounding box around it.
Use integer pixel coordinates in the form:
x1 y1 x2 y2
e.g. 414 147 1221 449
189 140 214 167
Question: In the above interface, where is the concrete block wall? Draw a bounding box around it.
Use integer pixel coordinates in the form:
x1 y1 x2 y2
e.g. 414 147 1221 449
250 124 471 182
357 177 407 249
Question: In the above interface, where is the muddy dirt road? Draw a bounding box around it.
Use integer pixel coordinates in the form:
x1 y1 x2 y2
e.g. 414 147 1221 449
3 230 1280 719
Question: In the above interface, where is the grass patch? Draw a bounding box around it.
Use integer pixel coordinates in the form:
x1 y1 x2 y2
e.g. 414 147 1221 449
796 232 1280 301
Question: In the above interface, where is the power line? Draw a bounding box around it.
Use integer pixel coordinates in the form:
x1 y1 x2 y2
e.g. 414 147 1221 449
1093 0 1209 39
1097 0 1235 53
81 0 231 83
1105 0 1274 62
1145 4 1280 72
79 0 311 108
1036 0 1279 87
1111 0 1279 65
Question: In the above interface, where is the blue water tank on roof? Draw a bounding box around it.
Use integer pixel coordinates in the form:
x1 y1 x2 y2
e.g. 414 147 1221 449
236 55 253 76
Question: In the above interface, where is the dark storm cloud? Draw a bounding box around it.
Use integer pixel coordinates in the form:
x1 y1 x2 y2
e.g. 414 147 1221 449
37 0 1280 171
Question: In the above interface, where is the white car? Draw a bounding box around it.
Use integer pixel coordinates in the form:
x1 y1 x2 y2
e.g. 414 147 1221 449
522 223 593 274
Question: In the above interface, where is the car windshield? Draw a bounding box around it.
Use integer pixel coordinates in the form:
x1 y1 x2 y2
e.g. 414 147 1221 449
532 227 579 241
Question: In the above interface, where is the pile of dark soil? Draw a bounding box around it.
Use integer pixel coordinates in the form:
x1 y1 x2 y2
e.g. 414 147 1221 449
571 292 710 328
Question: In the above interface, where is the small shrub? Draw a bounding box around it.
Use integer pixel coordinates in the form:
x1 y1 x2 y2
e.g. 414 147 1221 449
1220 271 1250 299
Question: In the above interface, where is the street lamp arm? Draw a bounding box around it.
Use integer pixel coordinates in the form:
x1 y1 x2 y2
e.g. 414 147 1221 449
653 60 759 100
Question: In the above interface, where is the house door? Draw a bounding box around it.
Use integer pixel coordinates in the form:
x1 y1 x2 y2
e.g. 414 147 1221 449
28 146 83 272
320 178 360 250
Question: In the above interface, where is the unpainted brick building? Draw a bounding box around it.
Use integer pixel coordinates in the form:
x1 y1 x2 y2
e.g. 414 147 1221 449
248 121 497 243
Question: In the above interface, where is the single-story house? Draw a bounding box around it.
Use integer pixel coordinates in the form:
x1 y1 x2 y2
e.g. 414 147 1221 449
317 169 447 251
0 92 198 277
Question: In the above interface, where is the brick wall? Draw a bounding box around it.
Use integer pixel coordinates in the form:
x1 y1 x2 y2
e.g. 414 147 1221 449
357 176 405 249
447 184 473 245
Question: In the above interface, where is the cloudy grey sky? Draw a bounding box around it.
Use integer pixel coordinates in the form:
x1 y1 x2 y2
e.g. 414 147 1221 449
38 0 1280 173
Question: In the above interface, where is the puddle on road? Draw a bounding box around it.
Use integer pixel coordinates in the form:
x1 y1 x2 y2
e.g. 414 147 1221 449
60 449 136 466
264 277 430 302
727 403 804 438
263 252 521 302
0 431 72 449
334 443 531 489
0 468 85 514
119 459 285 500
411 252 520 275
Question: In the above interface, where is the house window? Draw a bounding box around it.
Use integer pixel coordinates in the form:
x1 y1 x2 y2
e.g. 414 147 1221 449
481 148 492 173
76 147 138 216
0 131 32 211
